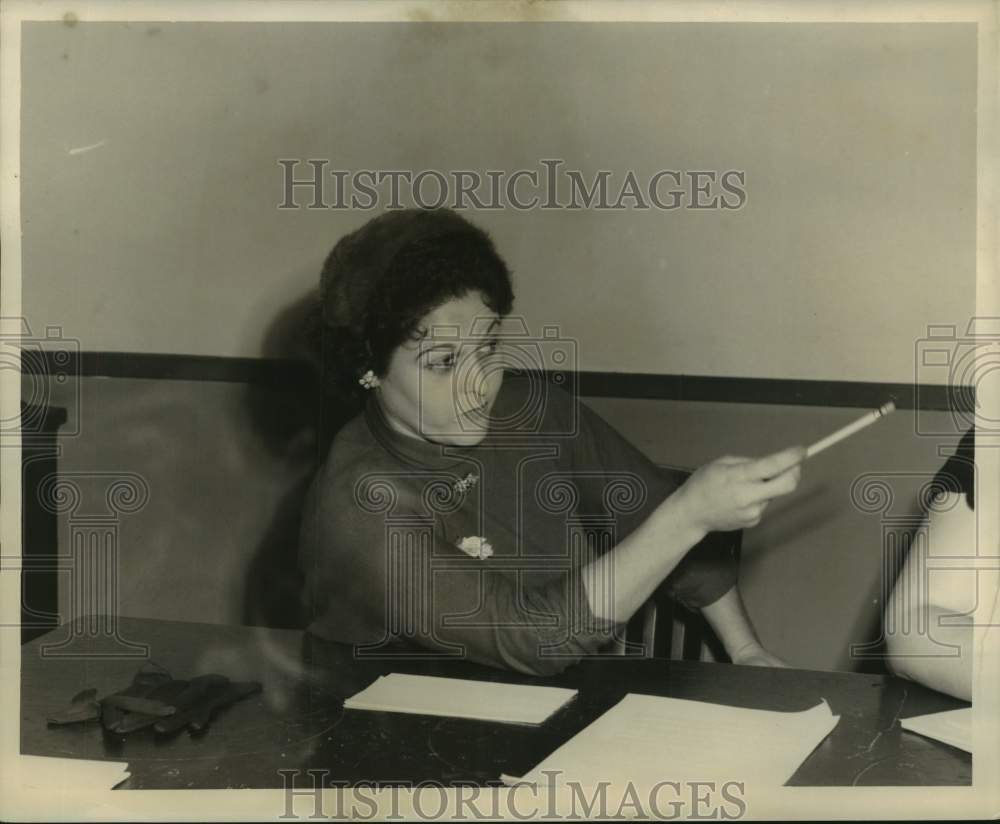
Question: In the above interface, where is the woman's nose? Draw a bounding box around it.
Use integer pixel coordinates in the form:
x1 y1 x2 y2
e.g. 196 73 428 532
461 358 497 406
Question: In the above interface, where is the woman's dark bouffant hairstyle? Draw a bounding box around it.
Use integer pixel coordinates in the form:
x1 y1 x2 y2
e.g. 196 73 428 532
309 208 515 436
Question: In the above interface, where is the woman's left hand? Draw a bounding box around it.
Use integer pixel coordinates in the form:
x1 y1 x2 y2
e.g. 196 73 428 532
731 641 789 668
700 587 790 669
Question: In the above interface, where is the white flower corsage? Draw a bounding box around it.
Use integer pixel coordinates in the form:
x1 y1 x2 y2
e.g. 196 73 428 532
455 535 493 559
453 473 479 495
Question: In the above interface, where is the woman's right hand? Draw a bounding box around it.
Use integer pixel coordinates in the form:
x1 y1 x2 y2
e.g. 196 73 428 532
673 446 806 535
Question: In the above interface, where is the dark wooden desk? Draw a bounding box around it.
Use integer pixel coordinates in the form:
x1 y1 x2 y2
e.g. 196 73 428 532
20 617 971 789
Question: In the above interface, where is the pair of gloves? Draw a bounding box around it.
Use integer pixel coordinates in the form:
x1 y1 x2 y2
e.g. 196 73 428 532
47 662 262 734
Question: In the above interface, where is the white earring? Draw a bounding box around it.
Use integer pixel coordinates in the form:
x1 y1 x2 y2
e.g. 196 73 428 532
359 369 381 389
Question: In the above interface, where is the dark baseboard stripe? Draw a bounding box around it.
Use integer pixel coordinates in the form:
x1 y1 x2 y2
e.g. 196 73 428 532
21 350 315 386
572 372 962 412
20 351 970 412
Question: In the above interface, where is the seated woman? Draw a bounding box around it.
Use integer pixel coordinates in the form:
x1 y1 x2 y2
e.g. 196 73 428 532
299 208 803 677
884 428 976 701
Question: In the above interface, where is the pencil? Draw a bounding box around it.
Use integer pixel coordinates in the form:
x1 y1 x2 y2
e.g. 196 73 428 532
805 401 896 459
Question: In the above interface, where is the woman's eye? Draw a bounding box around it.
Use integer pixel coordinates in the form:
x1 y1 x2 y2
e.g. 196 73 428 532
426 355 456 371
425 341 500 371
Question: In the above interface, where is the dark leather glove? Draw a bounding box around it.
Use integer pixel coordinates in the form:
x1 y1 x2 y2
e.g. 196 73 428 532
47 661 262 735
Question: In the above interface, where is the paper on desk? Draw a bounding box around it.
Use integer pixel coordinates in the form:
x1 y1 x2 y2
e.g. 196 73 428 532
901 707 972 753
14 755 130 790
343 673 577 725
502 694 840 788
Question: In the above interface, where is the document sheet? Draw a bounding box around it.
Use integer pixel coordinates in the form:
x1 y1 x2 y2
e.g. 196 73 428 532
343 673 578 725
900 707 972 753
12 754 130 790
502 693 840 788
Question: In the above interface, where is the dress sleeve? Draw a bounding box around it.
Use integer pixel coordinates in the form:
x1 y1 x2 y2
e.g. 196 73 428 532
302 468 622 677
551 385 738 610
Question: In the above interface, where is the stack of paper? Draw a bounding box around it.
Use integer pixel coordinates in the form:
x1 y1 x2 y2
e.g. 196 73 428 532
901 708 972 753
343 673 577 725
503 693 840 788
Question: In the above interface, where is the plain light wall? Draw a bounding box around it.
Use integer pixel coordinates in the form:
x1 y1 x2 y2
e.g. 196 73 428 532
21 21 976 382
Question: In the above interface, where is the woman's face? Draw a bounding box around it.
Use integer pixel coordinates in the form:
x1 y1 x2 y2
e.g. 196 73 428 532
377 291 506 447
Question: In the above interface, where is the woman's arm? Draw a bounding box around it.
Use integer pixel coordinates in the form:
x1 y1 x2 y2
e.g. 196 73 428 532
581 448 804 628
885 607 973 701
556 386 803 643
579 487 707 626
883 491 976 701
